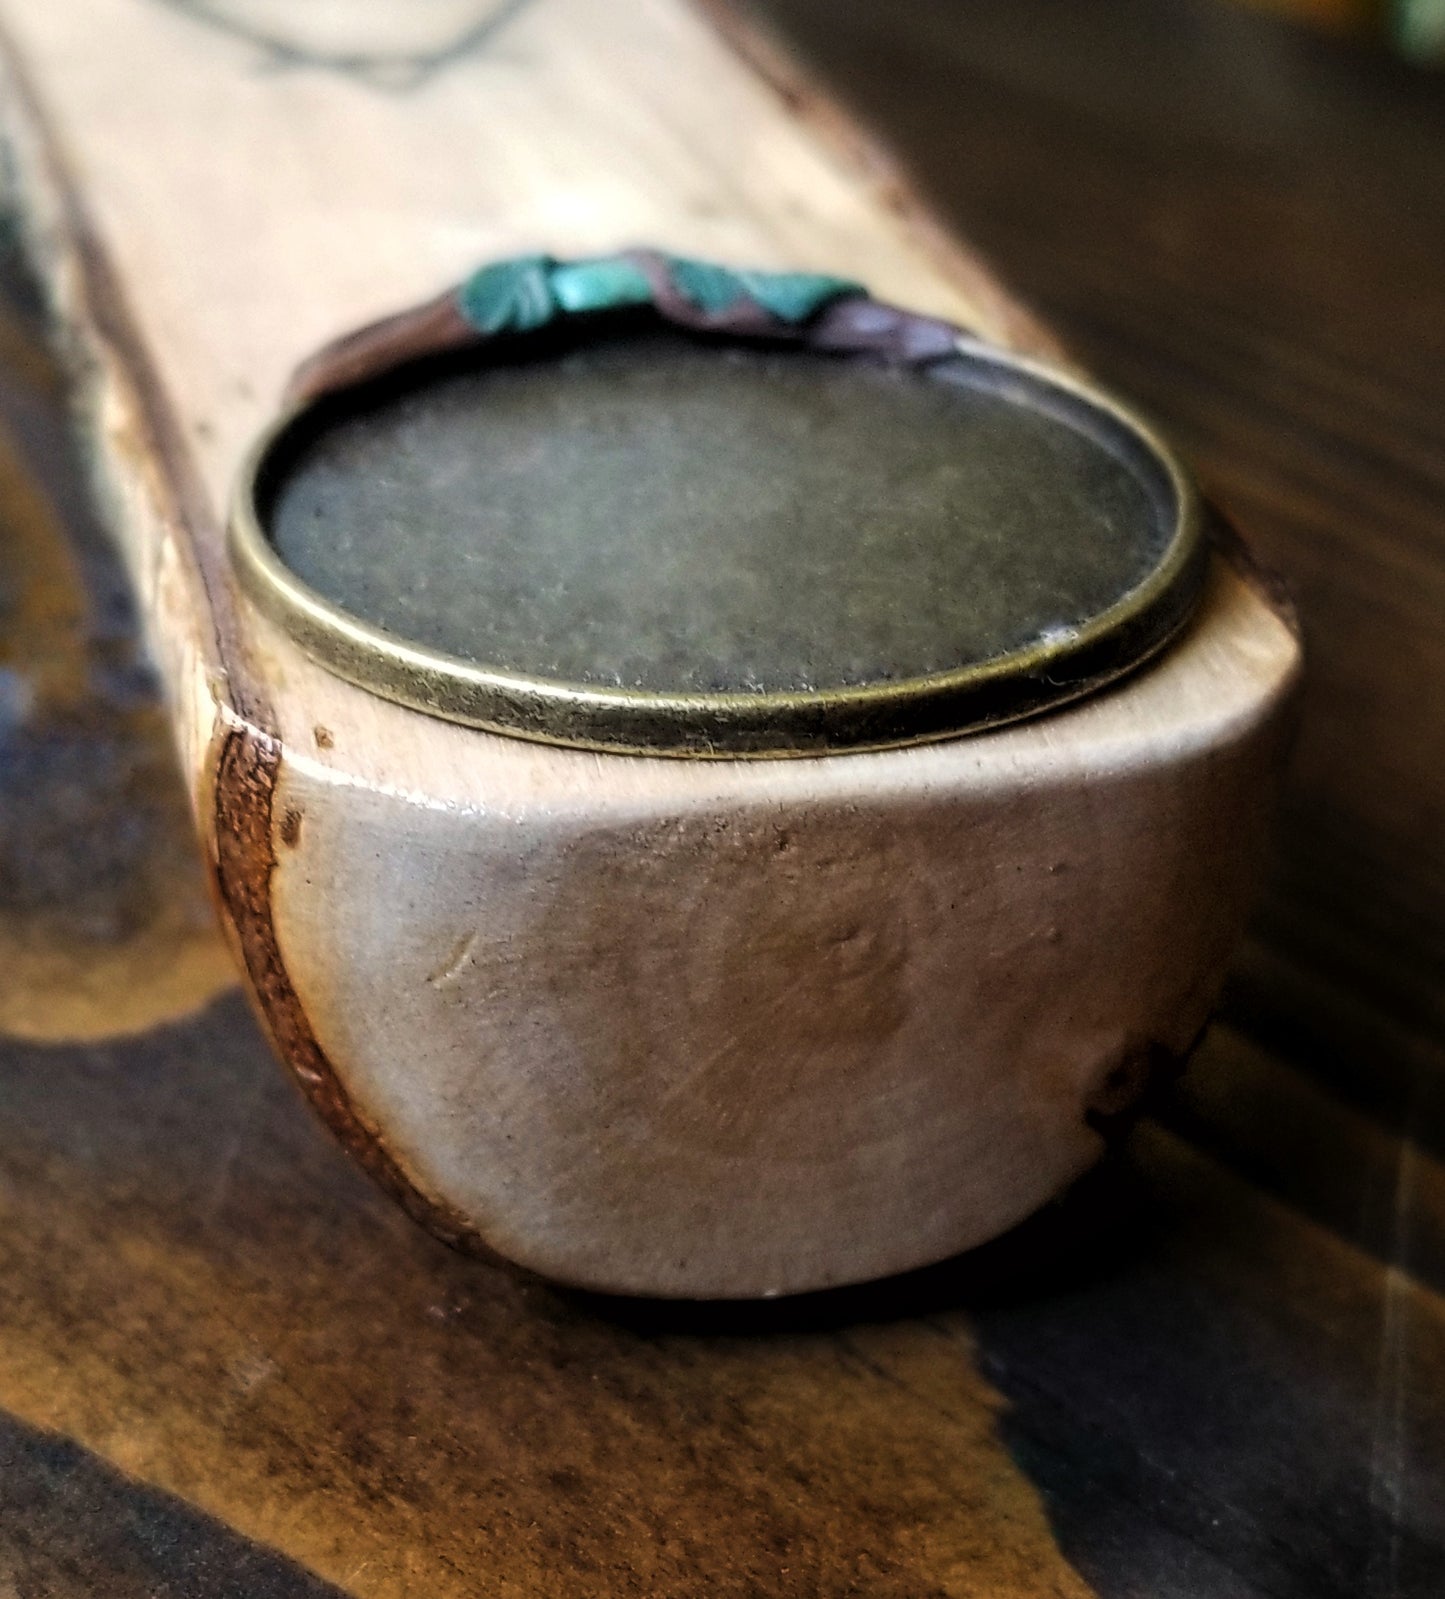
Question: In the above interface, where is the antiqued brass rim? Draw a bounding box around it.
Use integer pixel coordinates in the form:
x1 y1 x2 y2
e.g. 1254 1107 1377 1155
229 338 1207 759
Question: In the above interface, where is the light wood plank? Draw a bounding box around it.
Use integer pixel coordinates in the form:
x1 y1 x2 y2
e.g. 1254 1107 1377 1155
0 0 1300 1294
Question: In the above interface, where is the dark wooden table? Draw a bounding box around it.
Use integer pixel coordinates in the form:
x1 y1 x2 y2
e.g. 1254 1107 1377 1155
1 1 1442 1593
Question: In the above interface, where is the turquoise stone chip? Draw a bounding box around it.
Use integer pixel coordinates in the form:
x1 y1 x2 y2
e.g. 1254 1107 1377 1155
457 255 557 334
550 257 654 314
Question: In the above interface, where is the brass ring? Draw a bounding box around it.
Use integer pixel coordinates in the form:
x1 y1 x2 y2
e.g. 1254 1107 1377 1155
229 252 1208 758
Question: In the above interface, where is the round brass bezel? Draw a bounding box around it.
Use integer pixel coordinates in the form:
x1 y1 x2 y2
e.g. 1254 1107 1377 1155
229 337 1208 759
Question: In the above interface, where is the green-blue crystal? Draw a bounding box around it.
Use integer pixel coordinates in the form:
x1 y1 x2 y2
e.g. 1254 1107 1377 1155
665 256 861 320
736 268 864 322
457 252 863 336
457 255 558 334
664 257 750 314
550 257 653 314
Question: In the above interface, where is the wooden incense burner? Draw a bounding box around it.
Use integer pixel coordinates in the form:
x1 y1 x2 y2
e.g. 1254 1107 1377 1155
0 0 1301 1298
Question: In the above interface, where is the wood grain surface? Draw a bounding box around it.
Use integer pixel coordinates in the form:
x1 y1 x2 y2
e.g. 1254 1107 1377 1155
0 0 1441 1594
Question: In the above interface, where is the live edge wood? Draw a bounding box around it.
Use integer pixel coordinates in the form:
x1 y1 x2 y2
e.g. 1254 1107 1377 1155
0 0 1299 1295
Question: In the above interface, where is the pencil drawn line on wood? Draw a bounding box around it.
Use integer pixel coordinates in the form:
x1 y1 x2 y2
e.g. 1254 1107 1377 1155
147 0 538 89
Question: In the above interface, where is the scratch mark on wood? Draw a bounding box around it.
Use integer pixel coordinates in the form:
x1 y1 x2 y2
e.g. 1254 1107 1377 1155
427 929 479 990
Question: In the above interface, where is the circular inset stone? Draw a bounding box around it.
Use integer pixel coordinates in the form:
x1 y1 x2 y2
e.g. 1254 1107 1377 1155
241 324 1204 754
